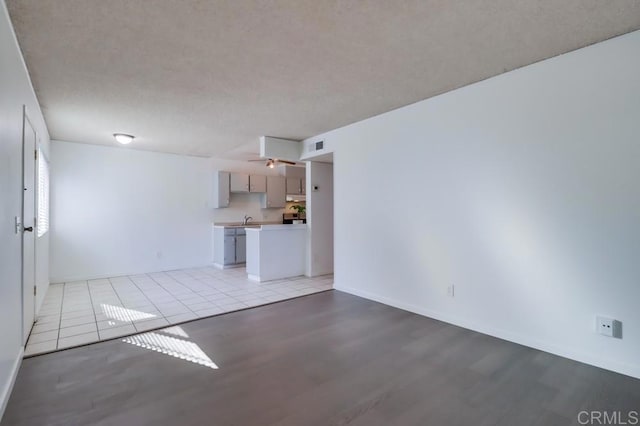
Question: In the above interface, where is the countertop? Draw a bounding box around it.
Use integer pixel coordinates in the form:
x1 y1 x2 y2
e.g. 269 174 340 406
213 221 281 228
245 224 307 231
213 223 307 231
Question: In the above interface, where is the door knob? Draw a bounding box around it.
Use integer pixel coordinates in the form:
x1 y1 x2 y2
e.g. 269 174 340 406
24 226 33 232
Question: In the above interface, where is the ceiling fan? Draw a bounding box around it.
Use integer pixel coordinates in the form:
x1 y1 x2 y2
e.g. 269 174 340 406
248 158 297 168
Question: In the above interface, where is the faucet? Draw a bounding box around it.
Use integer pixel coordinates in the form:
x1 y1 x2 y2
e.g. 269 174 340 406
242 214 253 225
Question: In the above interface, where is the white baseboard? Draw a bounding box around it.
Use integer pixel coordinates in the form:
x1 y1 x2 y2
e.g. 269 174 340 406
305 271 334 278
335 284 640 380
213 263 245 270
35 279 50 316
0 347 23 422
249 273 307 283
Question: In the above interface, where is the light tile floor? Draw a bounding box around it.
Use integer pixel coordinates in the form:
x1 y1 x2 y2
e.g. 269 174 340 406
26 267 333 356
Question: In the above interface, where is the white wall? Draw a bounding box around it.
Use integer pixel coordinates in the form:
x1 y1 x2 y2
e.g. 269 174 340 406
50 147 297 282
50 141 212 282
305 30 640 378
306 161 333 277
260 136 302 162
0 1 50 418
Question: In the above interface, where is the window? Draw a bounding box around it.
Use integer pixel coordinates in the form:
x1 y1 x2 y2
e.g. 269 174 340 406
37 148 49 237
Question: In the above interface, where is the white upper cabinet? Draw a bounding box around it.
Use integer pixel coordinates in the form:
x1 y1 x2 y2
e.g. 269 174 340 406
216 171 289 207
286 177 306 194
230 173 266 192
263 176 286 208
213 171 230 208
286 178 302 195
230 173 250 192
249 175 267 193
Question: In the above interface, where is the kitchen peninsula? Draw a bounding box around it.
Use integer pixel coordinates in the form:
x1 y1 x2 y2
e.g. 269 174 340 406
246 224 307 282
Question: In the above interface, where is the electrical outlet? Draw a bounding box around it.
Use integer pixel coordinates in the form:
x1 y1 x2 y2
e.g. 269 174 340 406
447 285 455 298
596 316 622 339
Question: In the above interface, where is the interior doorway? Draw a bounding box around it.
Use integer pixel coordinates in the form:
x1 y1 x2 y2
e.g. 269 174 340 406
22 107 37 344
305 152 334 277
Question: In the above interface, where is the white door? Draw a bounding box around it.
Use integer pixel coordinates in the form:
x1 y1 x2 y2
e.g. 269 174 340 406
22 108 37 344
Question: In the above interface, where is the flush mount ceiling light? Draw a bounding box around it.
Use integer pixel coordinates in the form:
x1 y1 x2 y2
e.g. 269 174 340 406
113 133 135 145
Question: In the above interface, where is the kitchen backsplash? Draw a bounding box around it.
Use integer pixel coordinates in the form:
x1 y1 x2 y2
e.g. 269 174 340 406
211 193 283 223
211 193 305 224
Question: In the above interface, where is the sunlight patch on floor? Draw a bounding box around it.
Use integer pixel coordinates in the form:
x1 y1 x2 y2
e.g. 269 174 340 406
161 326 190 338
122 328 218 369
101 304 157 322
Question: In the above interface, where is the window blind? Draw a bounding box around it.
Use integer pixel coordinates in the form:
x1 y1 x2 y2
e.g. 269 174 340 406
37 149 49 237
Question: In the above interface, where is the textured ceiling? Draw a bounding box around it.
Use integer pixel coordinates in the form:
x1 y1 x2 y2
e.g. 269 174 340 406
7 1 640 157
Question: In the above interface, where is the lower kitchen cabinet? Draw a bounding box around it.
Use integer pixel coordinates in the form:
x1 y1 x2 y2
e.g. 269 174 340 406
213 226 247 268
235 231 246 263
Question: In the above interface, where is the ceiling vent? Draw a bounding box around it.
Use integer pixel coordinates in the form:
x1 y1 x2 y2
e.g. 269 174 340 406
308 140 324 152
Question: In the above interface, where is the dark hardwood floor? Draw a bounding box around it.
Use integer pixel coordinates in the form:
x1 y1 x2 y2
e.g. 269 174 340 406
3 290 639 425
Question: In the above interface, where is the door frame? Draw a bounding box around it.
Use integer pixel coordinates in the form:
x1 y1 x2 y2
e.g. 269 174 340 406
21 105 37 344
